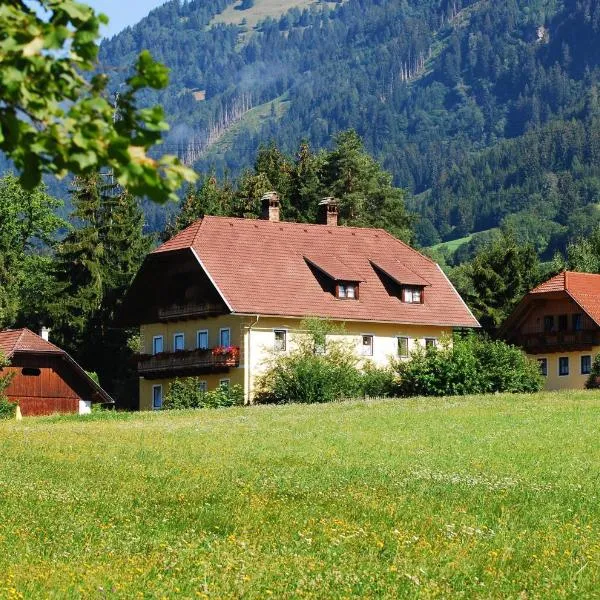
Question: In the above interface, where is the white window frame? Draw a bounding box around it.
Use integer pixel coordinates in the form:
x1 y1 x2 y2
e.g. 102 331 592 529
558 356 569 377
274 329 287 352
397 336 409 358
152 335 164 355
219 327 231 347
152 385 163 410
198 380 208 392
361 334 374 356
219 378 230 389
197 329 209 350
538 357 548 377
403 287 422 303
173 332 185 352
425 338 437 349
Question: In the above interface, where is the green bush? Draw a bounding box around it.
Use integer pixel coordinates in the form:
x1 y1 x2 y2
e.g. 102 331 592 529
255 319 362 404
0 398 16 420
585 354 600 389
393 334 543 397
163 378 243 410
359 362 397 398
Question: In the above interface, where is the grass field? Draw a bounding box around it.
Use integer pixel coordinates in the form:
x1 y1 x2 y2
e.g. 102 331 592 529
1 392 600 598
212 0 320 29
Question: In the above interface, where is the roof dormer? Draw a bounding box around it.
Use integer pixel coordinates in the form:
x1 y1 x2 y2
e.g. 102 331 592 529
370 259 430 304
304 254 363 300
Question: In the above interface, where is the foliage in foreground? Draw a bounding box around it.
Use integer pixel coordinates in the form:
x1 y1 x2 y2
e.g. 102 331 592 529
394 334 543 397
0 1 195 200
163 379 244 410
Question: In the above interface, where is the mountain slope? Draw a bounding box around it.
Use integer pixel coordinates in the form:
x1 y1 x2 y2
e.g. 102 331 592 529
99 0 600 251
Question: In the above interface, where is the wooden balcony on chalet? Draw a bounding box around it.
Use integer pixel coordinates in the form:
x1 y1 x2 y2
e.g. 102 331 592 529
157 302 227 322
137 347 239 379
512 330 600 354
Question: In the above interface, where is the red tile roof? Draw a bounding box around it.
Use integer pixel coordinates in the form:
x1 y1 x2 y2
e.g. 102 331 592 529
0 328 63 357
531 271 600 327
150 217 479 328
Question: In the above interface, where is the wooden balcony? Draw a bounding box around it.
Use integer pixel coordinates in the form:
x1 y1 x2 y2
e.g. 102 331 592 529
157 303 227 322
512 330 600 354
137 347 239 379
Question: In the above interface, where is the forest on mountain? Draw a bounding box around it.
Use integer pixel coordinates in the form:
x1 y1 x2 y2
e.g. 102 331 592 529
98 0 600 256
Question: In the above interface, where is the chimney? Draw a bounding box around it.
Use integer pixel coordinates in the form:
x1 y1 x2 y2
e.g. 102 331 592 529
40 326 50 341
318 197 339 226
261 191 281 222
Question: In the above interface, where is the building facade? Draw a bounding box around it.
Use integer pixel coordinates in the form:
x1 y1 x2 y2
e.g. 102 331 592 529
120 195 480 409
501 271 600 390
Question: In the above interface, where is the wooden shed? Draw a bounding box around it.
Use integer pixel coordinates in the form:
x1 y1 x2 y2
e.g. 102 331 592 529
0 329 113 417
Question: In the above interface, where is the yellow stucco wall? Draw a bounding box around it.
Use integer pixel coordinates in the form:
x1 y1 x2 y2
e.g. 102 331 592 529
138 315 455 409
529 348 598 391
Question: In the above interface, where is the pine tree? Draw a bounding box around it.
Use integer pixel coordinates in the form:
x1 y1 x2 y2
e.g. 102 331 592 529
52 174 151 405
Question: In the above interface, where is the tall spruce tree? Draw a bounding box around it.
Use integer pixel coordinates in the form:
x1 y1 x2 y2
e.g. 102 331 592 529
52 174 151 406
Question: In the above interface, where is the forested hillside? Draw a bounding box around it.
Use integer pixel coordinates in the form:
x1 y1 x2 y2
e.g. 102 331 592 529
98 0 600 250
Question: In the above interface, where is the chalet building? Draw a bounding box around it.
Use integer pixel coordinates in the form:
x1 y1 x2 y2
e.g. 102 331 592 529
500 271 600 390
0 328 113 416
119 194 480 409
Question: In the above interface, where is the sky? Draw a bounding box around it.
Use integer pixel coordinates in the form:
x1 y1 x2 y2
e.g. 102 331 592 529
85 1 168 38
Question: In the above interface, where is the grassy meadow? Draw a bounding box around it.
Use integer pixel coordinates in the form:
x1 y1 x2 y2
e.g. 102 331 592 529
1 392 599 598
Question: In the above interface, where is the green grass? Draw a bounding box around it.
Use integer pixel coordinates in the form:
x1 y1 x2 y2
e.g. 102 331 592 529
1 392 600 598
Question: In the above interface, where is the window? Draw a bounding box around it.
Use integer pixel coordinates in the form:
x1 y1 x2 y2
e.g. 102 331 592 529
544 316 554 332
559 356 569 376
219 379 230 389
198 381 208 392
397 336 409 358
274 329 287 352
425 338 437 349
173 333 185 352
581 355 592 375
337 283 358 299
152 385 163 410
573 314 583 331
152 336 164 355
197 330 209 350
21 368 41 376
220 328 231 347
402 287 422 303
538 358 548 377
361 335 373 356
558 314 568 332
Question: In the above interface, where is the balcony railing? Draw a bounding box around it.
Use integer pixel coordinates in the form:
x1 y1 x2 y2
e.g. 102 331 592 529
512 330 600 353
157 303 227 321
137 347 239 379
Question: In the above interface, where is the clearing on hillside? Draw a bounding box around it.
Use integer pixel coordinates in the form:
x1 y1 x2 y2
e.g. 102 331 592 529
1 393 599 597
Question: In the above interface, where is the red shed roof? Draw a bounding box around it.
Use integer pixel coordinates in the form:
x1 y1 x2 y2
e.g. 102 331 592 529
149 216 479 328
0 328 63 357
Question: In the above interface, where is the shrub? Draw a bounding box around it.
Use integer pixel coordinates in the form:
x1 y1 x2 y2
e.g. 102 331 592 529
0 398 16 420
255 319 362 404
393 334 543 397
359 362 397 397
585 354 600 389
163 378 243 410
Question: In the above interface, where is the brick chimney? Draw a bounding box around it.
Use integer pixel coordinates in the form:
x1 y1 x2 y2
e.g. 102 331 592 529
318 197 339 226
261 191 281 222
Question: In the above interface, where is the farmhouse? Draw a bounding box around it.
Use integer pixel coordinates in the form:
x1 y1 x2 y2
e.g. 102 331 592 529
501 271 600 390
0 328 113 416
120 194 480 409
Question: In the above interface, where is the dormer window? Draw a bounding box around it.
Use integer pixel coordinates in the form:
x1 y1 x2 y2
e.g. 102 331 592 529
337 282 358 300
402 287 423 304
